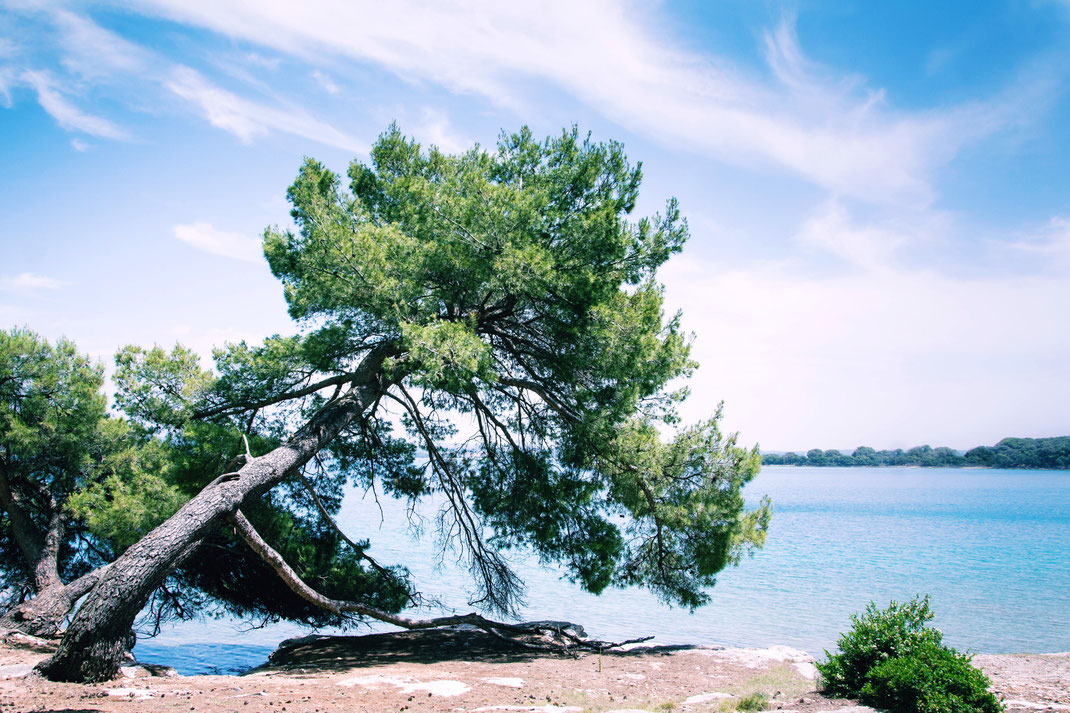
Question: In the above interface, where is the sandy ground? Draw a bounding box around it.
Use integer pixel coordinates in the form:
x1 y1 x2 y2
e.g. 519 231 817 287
0 629 1065 713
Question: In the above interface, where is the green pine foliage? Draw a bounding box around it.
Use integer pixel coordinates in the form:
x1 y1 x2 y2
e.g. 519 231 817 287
66 420 185 551
817 596 1003 713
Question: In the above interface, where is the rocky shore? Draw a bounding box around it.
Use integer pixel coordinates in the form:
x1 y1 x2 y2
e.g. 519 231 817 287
0 629 1066 713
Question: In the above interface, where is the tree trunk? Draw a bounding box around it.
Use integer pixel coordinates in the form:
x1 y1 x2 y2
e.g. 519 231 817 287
0 467 82 636
0 468 64 593
34 346 393 683
0 566 108 637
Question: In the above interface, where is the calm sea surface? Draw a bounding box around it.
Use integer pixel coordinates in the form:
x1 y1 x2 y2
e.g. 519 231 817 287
135 466 1070 674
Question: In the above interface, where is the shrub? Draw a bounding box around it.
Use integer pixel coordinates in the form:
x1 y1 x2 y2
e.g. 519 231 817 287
817 595 943 697
861 642 1003 713
817 596 1003 713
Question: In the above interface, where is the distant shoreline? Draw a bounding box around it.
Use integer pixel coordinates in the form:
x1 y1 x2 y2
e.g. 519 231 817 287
762 463 1069 471
761 435 1070 470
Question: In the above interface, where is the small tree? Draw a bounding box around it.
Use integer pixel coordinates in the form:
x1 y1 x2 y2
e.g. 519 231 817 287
37 125 770 682
0 329 186 635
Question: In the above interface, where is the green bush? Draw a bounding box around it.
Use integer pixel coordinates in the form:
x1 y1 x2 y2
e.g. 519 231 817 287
817 595 943 697
861 642 1003 713
817 596 1003 713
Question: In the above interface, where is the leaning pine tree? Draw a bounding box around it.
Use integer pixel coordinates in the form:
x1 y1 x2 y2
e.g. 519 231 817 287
36 125 771 683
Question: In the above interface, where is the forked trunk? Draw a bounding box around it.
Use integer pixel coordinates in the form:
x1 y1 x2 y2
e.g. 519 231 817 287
35 348 391 683
0 567 109 637
0 470 80 636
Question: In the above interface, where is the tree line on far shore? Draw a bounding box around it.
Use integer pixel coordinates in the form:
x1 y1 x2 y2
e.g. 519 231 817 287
761 436 1070 469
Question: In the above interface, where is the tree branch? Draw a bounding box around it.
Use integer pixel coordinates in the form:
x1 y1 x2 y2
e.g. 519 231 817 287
294 473 393 579
384 387 519 612
497 377 581 423
193 371 360 420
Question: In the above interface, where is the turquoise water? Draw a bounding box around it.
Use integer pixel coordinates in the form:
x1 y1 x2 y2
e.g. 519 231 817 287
135 466 1070 674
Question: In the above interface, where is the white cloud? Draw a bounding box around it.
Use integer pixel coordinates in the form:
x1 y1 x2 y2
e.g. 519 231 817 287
165 65 365 152
412 107 469 155
661 250 1070 450
51 10 150 79
311 69 339 95
1006 216 1070 270
21 69 128 139
70 137 89 151
1 272 66 292
173 221 263 263
0 66 13 107
794 200 915 272
114 1 1042 205
166 323 274 368
239 51 282 71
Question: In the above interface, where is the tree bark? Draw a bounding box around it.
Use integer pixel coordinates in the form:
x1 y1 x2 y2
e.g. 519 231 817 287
0 465 88 637
0 566 109 637
34 345 394 683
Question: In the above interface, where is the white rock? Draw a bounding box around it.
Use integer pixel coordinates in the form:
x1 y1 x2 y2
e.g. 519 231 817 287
338 673 471 697
693 645 814 670
482 677 525 688
0 664 33 679
1003 700 1070 711
337 673 397 688
410 680 471 697
472 707 582 713
105 687 153 699
683 692 734 704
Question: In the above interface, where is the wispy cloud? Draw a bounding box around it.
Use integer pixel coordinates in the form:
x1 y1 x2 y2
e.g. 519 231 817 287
51 9 150 79
173 221 263 263
4 10 361 152
165 65 365 152
0 67 13 108
310 69 339 95
4 2 1053 203
1 272 67 292
1005 216 1070 271
794 200 932 273
21 69 128 139
70 137 90 151
109 1 1054 205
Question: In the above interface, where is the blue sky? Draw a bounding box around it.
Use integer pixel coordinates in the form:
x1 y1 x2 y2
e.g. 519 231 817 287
2 0 1069 451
